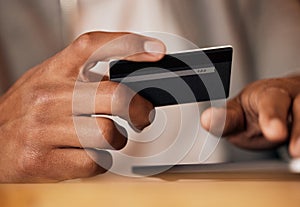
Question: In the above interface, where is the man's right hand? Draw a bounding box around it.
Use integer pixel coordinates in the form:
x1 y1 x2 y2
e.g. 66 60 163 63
0 32 166 183
201 76 300 157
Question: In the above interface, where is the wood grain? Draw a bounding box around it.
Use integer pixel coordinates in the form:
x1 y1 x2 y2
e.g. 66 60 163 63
1 173 300 207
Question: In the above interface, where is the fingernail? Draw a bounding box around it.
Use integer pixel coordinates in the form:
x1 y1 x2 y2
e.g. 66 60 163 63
265 119 287 141
144 41 165 55
200 109 212 130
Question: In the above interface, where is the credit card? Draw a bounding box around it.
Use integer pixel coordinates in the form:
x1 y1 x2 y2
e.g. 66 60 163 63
109 46 233 107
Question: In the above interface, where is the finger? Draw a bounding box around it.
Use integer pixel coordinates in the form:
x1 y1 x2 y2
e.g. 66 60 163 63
73 81 154 130
290 95 300 157
256 87 291 142
227 133 281 150
55 32 166 77
49 117 127 150
201 98 245 136
33 149 112 182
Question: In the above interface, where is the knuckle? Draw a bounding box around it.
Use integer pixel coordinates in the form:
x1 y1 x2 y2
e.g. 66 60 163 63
27 84 70 114
111 83 152 129
19 115 50 151
129 94 153 128
28 84 57 108
73 32 94 51
18 146 44 177
101 119 127 150
31 89 54 108
81 158 100 175
101 121 115 148
122 33 156 56
121 34 141 52
99 119 115 147
21 116 42 140
111 83 134 114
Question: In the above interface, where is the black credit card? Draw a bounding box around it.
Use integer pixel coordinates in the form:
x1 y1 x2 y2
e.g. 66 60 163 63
109 46 233 107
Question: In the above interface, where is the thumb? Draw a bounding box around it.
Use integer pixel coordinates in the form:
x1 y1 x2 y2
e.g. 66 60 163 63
54 32 166 77
201 99 245 136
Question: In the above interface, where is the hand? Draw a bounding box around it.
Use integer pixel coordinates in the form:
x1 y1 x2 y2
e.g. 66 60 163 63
201 76 300 158
0 32 166 182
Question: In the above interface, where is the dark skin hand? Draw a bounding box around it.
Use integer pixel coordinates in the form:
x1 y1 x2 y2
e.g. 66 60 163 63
0 32 166 183
201 76 300 158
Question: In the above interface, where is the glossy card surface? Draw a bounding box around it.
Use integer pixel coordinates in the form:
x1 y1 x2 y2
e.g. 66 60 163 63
109 46 233 107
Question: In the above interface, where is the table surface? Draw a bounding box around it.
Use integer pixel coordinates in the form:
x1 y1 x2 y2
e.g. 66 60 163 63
1 172 300 207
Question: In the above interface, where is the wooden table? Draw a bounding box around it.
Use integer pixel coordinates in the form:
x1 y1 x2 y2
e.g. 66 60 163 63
1 172 300 207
